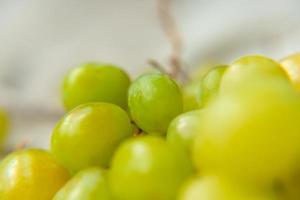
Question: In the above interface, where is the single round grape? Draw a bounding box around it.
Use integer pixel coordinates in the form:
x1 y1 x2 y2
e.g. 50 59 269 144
280 52 300 90
220 55 289 93
178 176 277 200
167 110 204 156
109 136 193 200
199 65 227 106
51 102 132 173
193 78 300 185
0 109 8 151
53 167 114 200
128 73 183 134
0 149 70 200
182 81 201 111
62 63 130 110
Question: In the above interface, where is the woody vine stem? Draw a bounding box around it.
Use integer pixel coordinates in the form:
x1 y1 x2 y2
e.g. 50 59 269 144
149 0 189 83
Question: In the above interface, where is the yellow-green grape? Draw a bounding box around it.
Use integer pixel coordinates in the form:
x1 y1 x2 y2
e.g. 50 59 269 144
280 52 300 91
193 78 300 186
220 55 289 93
62 63 130 111
182 81 201 112
0 149 70 200
178 176 277 200
109 136 193 200
128 73 183 134
199 65 227 106
51 103 132 173
53 167 114 200
0 109 8 151
167 110 203 157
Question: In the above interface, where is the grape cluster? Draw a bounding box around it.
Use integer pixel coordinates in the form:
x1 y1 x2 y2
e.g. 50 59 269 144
0 54 300 200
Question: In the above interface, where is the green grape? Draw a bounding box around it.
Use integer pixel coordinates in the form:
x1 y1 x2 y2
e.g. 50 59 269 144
51 102 132 173
62 63 130 111
0 109 8 151
128 73 183 134
220 55 289 93
109 136 193 200
182 81 201 112
193 78 300 186
167 110 204 157
178 176 277 200
53 167 114 200
280 52 300 91
198 65 227 106
0 149 70 200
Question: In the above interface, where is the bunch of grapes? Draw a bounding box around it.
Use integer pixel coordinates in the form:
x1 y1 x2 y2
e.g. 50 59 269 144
0 53 300 200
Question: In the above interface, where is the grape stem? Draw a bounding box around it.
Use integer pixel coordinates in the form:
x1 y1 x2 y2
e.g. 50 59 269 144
14 140 29 151
151 0 189 83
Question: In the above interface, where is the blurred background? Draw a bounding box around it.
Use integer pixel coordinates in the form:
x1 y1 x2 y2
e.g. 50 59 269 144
0 0 300 151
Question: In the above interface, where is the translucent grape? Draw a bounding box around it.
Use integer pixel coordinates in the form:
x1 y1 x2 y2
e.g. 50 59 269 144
128 73 183 134
62 63 130 110
109 136 193 200
0 149 70 200
51 102 132 173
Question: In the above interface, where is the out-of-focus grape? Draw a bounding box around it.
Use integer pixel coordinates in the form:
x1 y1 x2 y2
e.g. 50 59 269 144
193 78 300 186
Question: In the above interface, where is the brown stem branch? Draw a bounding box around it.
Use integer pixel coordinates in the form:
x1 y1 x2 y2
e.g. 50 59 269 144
156 0 186 80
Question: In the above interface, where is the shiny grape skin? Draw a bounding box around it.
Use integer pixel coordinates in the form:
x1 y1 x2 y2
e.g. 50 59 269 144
62 63 130 111
51 102 132 174
53 167 114 200
0 149 70 200
128 73 183 134
109 136 193 200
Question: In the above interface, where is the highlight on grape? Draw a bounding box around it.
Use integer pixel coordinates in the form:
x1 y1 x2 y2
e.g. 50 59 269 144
1 53 300 200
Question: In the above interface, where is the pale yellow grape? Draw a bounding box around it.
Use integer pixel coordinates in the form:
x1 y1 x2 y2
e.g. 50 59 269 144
193 78 300 185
